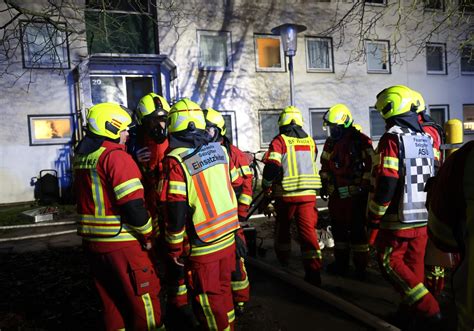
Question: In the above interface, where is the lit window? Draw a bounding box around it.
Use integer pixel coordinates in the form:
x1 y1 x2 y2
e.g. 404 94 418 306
310 109 330 142
28 115 74 146
20 21 69 69
461 45 474 75
259 110 281 147
366 40 391 74
463 104 474 133
254 34 285 72
85 0 155 54
428 105 449 127
370 108 385 138
424 0 444 10
306 37 334 73
197 30 232 71
426 43 447 74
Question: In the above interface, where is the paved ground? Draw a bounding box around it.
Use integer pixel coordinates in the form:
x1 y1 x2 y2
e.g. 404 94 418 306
0 206 458 330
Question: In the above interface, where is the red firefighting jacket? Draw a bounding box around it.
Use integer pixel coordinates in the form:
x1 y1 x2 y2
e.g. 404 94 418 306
367 124 434 233
136 134 169 220
428 141 474 328
226 143 253 219
74 140 152 252
320 128 373 198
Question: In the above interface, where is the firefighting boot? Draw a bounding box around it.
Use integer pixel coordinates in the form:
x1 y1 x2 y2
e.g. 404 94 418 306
235 302 246 317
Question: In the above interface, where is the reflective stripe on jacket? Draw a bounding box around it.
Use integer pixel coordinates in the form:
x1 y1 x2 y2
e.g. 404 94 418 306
280 134 322 192
168 143 239 243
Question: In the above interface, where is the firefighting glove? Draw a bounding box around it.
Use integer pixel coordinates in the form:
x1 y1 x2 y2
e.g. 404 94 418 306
235 233 248 259
319 186 329 201
136 146 151 163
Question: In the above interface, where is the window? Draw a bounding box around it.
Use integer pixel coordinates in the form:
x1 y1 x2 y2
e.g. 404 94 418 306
461 45 474 74
306 37 334 73
85 0 156 54
310 109 330 142
20 21 69 69
221 111 238 145
424 0 444 10
258 110 281 147
464 104 474 133
366 40 391 73
197 30 232 71
28 114 74 146
90 75 154 109
459 0 474 12
370 108 385 138
364 0 387 5
428 105 449 127
426 43 447 74
254 34 285 72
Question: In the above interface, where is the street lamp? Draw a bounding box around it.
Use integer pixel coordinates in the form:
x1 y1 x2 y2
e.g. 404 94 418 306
271 23 307 106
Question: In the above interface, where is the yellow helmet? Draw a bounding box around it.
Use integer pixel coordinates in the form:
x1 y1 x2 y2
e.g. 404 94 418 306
204 107 226 136
411 90 426 113
278 106 303 127
87 102 132 140
324 104 353 128
167 98 206 134
375 85 414 119
136 93 171 123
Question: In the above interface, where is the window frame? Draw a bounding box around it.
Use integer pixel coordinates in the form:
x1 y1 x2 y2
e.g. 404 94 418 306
427 104 449 126
20 20 70 69
27 114 75 146
309 108 330 143
197 30 233 72
221 110 238 145
305 36 334 73
254 34 286 72
426 43 447 75
365 40 391 74
424 0 445 11
463 104 474 134
258 109 281 148
460 44 474 75
364 0 387 6
369 107 386 139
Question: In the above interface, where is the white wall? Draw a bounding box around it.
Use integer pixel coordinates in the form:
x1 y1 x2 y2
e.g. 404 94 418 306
158 0 474 152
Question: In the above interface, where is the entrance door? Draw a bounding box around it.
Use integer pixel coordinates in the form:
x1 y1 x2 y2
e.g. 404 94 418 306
90 74 155 110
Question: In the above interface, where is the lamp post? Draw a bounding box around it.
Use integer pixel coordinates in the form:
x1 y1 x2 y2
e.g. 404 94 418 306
271 23 307 106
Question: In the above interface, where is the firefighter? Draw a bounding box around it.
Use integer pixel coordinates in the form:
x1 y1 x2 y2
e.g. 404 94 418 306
132 92 170 237
261 105 323 286
427 141 474 331
204 107 252 316
160 98 242 330
367 85 441 327
320 104 374 279
73 102 164 330
411 90 450 298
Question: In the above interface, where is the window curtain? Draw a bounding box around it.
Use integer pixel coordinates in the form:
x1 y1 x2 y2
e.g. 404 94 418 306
308 39 329 69
200 34 228 68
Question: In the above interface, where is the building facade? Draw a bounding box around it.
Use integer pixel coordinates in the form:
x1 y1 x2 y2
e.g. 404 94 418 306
0 0 473 203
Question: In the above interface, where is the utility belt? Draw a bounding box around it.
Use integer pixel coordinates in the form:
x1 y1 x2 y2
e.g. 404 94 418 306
332 185 365 199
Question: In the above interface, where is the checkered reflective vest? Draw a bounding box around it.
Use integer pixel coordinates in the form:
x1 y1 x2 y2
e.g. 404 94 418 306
388 125 435 224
